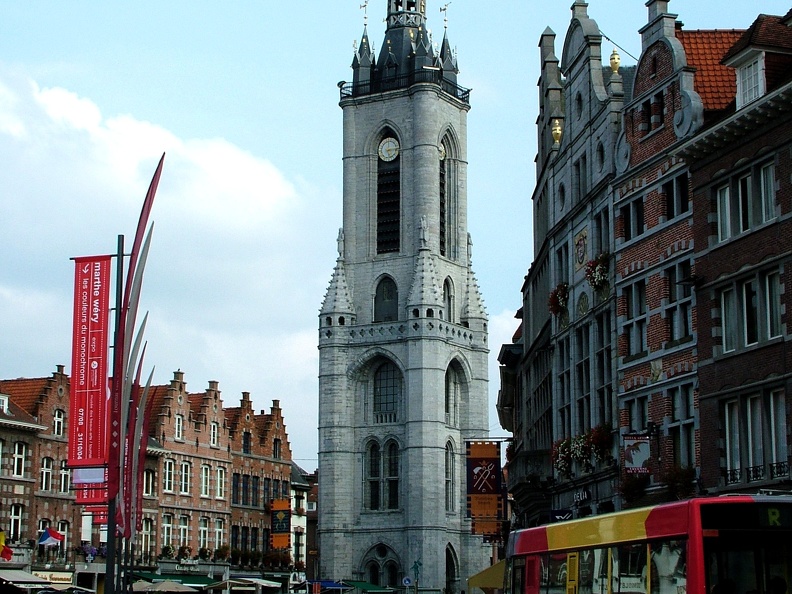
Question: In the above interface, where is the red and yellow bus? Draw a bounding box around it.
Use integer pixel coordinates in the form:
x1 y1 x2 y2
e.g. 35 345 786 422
505 496 792 594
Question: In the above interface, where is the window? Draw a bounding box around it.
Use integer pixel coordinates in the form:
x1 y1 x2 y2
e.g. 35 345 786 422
179 515 189 546
717 161 776 241
439 140 448 257
574 155 587 202
40 457 53 492
668 383 695 468
242 475 250 506
231 526 239 550
142 518 153 557
57 521 68 553
575 324 592 435
214 519 224 548
365 440 400 511
162 514 173 547
273 438 282 459
556 242 569 283
373 361 401 424
59 460 70 493
594 312 613 428
377 131 401 254
12 442 26 477
232 473 241 504
663 173 689 220
180 462 191 494
626 396 648 433
273 479 280 500
143 469 155 497
719 269 781 353
620 198 645 241
263 478 271 504
623 280 647 357
723 390 788 484
162 459 174 492
200 465 211 498
445 366 460 426
595 208 610 256
665 260 693 343
445 442 455 512
53 409 65 437
443 279 454 322
282 481 289 498
374 277 399 322
251 527 259 551
198 518 209 550
174 414 184 441
252 476 260 507
210 422 219 447
558 336 572 438
242 431 252 454
737 56 763 108
216 467 226 499
9 504 23 540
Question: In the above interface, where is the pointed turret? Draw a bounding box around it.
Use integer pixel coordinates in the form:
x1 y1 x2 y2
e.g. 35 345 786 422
320 230 356 325
352 26 375 90
407 246 442 315
439 30 458 87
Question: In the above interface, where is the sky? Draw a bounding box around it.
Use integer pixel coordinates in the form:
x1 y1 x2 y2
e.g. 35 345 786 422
0 1 788 469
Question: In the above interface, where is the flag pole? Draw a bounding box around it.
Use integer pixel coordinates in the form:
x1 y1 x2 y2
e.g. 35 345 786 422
106 233 124 594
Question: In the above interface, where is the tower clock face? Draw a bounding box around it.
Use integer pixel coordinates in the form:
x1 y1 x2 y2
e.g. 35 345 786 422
378 137 400 161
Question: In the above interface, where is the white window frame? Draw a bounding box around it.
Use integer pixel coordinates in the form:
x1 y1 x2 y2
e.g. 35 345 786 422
725 399 741 475
737 55 764 109
162 514 173 547
12 442 26 477
214 518 224 548
59 460 70 493
40 457 53 492
174 414 184 441
53 409 65 437
143 469 155 497
163 459 175 493
215 467 226 499
717 185 732 242
180 461 191 494
179 515 189 546
760 163 776 223
210 422 219 447
10 503 23 540
200 465 211 498
199 518 209 550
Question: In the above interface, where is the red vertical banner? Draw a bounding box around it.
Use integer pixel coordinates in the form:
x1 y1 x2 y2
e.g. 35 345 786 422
466 441 504 537
69 255 112 468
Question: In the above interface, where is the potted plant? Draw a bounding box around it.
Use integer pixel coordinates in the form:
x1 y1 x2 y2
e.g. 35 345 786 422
585 253 610 292
552 438 572 479
160 544 175 559
589 423 613 462
548 282 570 316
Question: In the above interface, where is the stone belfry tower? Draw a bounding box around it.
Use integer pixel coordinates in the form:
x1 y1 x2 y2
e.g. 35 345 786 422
317 0 490 590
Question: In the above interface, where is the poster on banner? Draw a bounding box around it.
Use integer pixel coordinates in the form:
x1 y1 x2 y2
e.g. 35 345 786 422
69 255 111 468
623 435 651 474
466 441 504 537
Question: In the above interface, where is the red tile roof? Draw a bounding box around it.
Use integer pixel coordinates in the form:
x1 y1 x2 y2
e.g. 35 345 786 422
723 14 792 62
0 377 48 415
676 29 745 110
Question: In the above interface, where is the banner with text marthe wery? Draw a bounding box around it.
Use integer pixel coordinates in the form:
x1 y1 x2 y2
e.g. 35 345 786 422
69 255 112 503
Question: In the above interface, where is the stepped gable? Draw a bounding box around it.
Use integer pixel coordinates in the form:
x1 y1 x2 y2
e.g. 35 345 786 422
676 28 745 110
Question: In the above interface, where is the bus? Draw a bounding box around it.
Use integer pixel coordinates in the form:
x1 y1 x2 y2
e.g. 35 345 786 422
504 496 792 594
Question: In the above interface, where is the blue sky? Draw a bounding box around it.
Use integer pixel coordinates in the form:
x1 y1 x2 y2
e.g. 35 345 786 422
0 1 788 467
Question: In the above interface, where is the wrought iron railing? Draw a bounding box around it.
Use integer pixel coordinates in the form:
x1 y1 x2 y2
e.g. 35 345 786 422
340 70 471 104
724 467 742 484
771 461 790 479
746 464 766 482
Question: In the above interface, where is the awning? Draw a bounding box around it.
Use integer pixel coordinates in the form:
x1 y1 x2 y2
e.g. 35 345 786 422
0 569 51 585
293 580 350 592
206 578 282 591
132 573 216 588
342 581 393 593
467 560 506 592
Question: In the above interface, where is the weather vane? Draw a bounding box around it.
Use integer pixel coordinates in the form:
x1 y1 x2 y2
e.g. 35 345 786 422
360 1 369 26
441 2 451 29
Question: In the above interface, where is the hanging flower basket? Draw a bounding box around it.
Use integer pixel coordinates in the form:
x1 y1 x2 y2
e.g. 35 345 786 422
552 438 572 478
589 423 613 462
570 434 592 463
585 253 610 290
548 282 570 316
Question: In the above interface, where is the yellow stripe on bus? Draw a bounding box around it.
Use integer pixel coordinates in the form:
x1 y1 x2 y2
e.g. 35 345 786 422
545 508 653 550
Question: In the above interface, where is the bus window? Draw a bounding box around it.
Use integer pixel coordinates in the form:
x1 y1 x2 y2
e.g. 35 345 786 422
511 557 524 594
591 548 610 594
579 549 595 594
649 540 686 594
704 531 792 594
542 553 568 594
616 544 648 594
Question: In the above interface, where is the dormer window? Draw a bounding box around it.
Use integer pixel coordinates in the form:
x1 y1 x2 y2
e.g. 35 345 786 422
0 395 8 414
737 55 764 109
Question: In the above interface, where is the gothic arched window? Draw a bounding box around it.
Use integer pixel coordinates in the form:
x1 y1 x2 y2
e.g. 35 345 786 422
443 278 454 322
365 439 401 511
385 440 400 510
445 365 461 426
445 441 455 512
374 277 399 322
439 139 448 257
377 130 401 254
374 361 401 423
366 441 381 510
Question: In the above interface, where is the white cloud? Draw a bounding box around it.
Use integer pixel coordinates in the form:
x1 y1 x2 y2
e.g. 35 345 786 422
0 66 333 465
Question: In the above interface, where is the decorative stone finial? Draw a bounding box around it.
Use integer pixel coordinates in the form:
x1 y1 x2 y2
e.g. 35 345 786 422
551 119 562 145
610 49 621 74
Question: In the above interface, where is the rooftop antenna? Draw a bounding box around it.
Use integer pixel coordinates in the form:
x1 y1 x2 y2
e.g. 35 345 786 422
360 0 369 26
441 2 451 29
